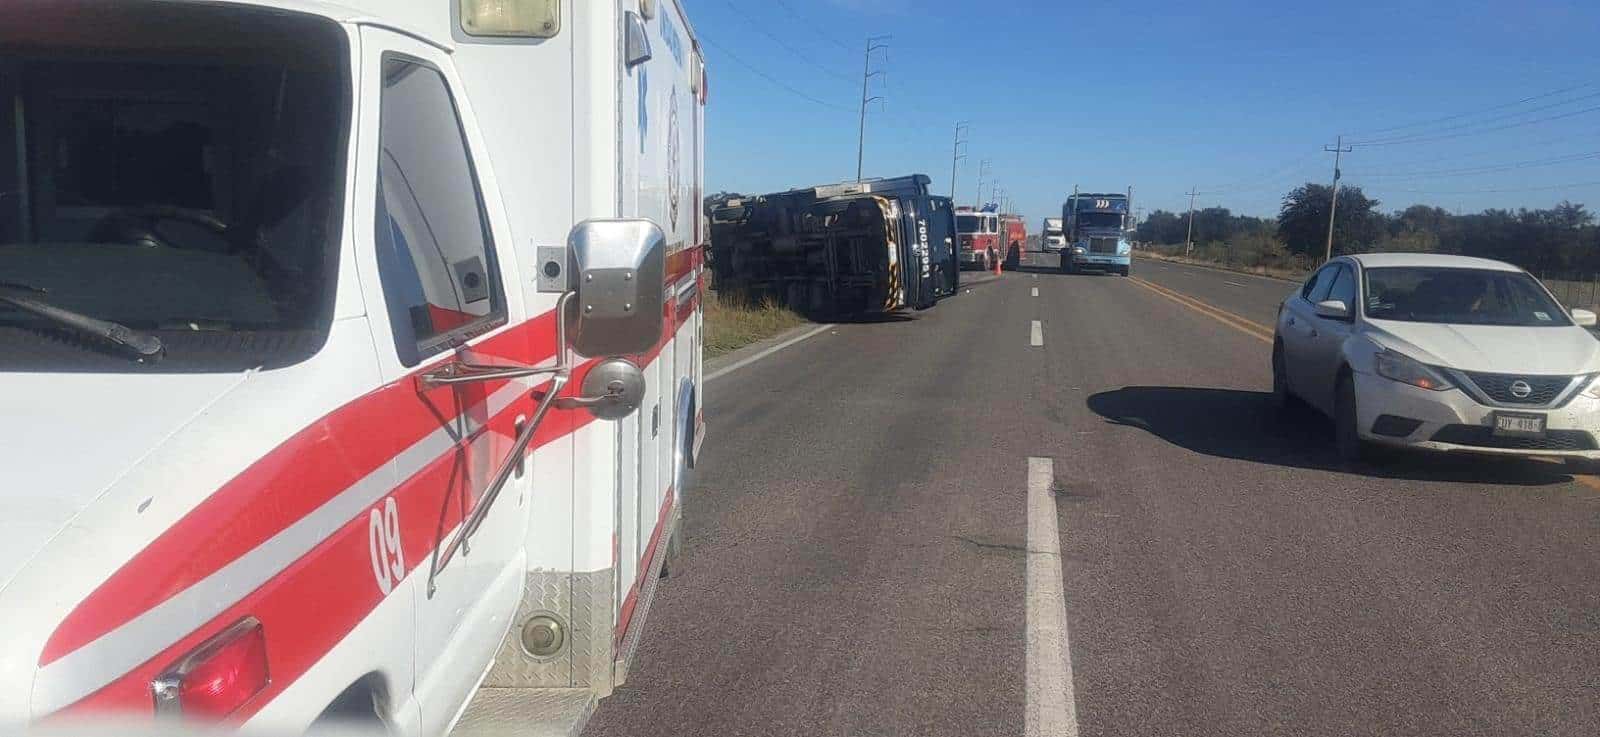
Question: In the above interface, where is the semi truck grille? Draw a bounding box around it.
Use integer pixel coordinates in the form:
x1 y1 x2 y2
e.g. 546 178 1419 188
1462 371 1571 405
1088 237 1118 254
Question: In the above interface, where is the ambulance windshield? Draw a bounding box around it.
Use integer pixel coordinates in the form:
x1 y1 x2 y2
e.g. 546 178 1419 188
0 4 350 372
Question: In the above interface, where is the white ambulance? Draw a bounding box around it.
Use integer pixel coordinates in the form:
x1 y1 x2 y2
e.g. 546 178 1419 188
0 0 706 734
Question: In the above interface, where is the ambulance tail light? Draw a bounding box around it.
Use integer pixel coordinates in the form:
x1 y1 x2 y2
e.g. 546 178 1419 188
152 618 269 720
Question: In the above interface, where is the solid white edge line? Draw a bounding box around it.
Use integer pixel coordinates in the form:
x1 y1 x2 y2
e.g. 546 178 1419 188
705 322 834 383
1030 320 1044 347
1027 457 1079 737
1031 287 1039 297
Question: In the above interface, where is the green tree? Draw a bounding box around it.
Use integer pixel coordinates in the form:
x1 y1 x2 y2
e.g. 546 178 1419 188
1277 183 1383 258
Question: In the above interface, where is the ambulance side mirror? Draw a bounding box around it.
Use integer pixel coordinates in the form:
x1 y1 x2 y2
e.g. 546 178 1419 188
564 218 666 359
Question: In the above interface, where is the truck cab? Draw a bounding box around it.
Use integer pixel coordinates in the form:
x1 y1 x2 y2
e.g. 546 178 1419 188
1062 192 1133 276
956 209 1001 271
1041 218 1065 253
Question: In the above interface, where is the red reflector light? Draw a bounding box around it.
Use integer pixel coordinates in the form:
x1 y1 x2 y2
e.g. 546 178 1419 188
153 618 269 720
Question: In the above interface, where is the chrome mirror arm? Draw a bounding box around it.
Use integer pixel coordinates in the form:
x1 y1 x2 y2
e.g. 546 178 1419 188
419 292 576 388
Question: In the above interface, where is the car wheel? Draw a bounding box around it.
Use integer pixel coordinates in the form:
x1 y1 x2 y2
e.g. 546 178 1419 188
1334 373 1372 465
1270 342 1293 413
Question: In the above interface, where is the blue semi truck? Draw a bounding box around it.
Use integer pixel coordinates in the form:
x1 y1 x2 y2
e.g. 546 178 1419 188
1061 188 1133 276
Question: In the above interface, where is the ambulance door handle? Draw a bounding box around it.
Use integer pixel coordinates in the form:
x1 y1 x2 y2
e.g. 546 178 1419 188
513 416 527 479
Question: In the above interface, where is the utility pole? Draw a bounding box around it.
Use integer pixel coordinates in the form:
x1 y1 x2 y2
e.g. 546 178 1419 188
1184 186 1199 255
949 122 969 199
1323 135 1353 262
855 35 891 183
975 159 991 209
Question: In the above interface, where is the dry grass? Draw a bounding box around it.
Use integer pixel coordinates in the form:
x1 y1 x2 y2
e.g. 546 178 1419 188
703 292 809 358
1137 250 1307 282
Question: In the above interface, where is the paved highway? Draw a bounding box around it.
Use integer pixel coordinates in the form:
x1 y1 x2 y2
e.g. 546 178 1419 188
584 253 1600 737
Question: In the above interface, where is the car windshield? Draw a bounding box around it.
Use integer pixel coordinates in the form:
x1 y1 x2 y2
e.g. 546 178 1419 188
1363 266 1572 327
0 9 348 372
957 215 993 233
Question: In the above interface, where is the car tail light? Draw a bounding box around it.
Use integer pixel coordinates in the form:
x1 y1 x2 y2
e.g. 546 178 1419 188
151 618 269 720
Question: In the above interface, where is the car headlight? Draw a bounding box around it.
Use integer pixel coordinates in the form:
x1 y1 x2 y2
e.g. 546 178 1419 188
1581 375 1600 400
1374 349 1454 391
1072 246 1087 255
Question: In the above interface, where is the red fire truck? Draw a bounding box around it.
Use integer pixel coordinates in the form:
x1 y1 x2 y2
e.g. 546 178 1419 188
1000 214 1027 269
956 207 1000 271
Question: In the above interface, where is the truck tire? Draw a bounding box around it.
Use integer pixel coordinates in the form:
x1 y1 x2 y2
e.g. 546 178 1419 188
1119 265 1131 277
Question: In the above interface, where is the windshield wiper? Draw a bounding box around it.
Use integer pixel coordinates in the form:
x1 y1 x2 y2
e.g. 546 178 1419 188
0 281 164 362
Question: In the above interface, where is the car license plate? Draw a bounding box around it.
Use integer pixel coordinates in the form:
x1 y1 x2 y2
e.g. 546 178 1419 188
1492 412 1547 438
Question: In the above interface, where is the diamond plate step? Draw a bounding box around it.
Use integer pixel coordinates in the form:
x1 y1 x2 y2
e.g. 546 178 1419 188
450 687 596 737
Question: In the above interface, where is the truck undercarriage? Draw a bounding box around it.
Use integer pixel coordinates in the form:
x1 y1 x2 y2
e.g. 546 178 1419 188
710 193 905 316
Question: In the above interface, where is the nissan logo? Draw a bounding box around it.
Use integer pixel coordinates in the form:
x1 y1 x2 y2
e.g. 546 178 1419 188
1509 380 1534 399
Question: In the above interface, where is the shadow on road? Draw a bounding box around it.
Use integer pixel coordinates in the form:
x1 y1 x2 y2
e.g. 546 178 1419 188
824 311 917 324
1087 386 1573 486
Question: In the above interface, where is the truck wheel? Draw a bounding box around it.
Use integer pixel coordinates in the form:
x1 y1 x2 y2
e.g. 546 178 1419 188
1119 265 1131 277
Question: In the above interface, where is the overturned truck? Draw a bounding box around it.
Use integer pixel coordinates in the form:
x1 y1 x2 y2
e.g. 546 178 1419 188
708 175 958 316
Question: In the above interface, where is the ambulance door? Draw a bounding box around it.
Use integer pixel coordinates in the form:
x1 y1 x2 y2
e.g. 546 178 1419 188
350 29 539 736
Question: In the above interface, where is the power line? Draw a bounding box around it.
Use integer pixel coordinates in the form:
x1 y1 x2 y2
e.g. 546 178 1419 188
1348 128 1600 170
1361 179 1600 195
1354 149 1600 180
721 0 855 83
1351 102 1600 148
1350 90 1600 145
1346 82 1594 138
1199 149 1325 194
698 36 856 113
771 0 854 52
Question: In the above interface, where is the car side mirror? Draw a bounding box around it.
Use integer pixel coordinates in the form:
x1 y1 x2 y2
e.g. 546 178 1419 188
1314 299 1351 320
565 218 666 358
1572 308 1597 327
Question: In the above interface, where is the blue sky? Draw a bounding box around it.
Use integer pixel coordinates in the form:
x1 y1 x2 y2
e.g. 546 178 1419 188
684 0 1600 223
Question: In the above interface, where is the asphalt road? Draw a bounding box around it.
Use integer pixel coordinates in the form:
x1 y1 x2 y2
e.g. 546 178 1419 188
584 253 1600 737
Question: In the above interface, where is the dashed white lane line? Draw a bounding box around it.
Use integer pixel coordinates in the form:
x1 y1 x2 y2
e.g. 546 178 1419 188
1224 280 1247 287
706 322 834 382
1030 320 1044 346
1032 287 1039 297
1027 457 1079 737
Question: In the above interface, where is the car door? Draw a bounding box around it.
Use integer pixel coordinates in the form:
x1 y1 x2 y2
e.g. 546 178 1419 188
352 29 539 735
1300 263 1359 412
1282 263 1338 402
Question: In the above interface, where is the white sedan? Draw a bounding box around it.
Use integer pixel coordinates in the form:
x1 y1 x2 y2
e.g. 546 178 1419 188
1271 253 1600 465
